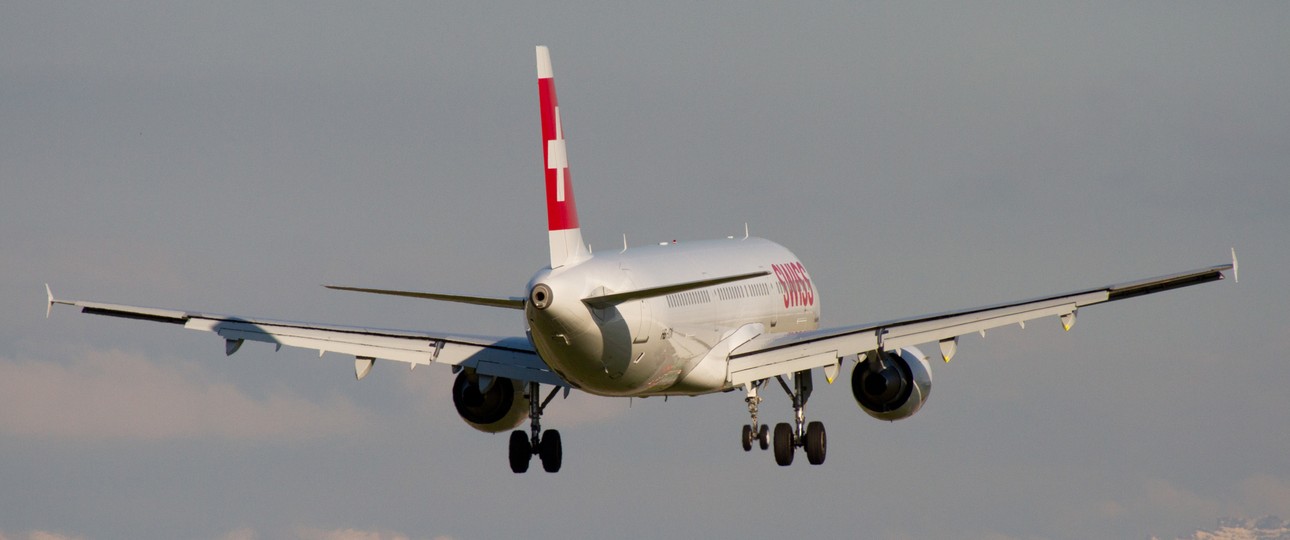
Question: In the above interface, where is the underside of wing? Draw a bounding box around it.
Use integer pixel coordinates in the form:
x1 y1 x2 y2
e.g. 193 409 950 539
723 262 1233 387
46 291 566 387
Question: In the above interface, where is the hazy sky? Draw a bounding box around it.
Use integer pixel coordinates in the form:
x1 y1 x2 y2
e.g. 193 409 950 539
3 3 1287 539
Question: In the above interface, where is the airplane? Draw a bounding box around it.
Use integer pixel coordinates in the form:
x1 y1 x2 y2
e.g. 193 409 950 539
47 46 1237 473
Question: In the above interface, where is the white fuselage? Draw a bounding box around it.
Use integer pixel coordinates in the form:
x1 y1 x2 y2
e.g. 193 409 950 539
524 237 820 397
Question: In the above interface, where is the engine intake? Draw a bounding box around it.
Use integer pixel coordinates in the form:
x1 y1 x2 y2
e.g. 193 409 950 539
452 370 528 433
851 346 932 421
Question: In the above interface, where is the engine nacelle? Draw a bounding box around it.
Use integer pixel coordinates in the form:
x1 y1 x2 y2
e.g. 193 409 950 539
851 346 932 421
452 370 529 433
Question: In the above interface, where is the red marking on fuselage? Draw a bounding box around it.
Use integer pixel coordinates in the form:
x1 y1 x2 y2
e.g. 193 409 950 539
772 262 814 308
538 77 578 231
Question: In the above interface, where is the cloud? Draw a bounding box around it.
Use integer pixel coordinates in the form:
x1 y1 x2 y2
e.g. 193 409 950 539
1236 475 1290 517
292 528 430 540
1140 475 1290 521
0 531 87 540
0 348 371 441
1128 475 1290 537
217 528 259 540
1142 478 1225 522
214 527 452 540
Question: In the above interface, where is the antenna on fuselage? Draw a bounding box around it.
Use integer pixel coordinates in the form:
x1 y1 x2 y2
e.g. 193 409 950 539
744 223 750 240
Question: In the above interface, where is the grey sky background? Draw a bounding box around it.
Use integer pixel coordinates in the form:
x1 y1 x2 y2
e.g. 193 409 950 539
2 3 1286 539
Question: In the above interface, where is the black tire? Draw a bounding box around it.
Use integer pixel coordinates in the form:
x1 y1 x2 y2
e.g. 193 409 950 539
805 421 827 465
741 424 753 452
758 424 770 450
539 430 562 473
508 430 531 473
773 423 794 466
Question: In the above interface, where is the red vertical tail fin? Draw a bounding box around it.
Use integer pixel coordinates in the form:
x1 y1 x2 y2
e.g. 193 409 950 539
537 46 589 269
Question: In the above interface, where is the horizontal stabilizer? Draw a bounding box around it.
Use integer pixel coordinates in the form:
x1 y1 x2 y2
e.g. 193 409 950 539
582 271 769 308
325 285 525 310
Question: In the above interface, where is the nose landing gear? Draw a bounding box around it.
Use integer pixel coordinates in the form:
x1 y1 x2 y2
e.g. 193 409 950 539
741 383 771 452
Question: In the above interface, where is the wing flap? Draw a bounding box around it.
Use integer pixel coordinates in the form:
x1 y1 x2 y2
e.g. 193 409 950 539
726 262 1231 387
878 296 1097 351
1105 265 1229 301
48 292 567 387
729 350 848 388
206 323 437 365
71 300 189 324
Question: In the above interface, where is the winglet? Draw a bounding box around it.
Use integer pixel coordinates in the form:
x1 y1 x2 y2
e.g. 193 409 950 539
1231 248 1239 284
45 284 81 318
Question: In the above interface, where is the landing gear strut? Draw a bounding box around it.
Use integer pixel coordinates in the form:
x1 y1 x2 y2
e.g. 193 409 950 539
741 382 770 452
765 370 826 466
509 382 563 473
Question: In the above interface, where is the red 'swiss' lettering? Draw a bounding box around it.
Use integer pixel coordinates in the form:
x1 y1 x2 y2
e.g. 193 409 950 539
772 262 814 308
772 264 788 307
794 261 815 306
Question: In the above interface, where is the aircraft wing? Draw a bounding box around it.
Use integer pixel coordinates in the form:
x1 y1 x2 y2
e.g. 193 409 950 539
45 289 567 387
724 261 1234 387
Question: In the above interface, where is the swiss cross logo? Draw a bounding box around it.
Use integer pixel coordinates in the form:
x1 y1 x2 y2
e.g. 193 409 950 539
772 262 814 308
539 77 578 231
547 106 568 201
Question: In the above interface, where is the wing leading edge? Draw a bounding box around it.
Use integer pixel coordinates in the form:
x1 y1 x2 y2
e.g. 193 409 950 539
45 289 566 387
724 262 1234 388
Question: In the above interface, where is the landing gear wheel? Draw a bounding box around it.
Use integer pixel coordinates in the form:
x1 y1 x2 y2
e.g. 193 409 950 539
805 421 827 465
508 430 531 473
741 424 753 452
538 429 562 473
758 424 770 450
773 422 795 466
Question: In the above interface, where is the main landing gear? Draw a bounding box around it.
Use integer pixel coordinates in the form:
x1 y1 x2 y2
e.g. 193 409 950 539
741 370 826 466
509 382 563 473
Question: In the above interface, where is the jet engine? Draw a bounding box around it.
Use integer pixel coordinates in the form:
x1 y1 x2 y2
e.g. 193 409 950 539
452 369 529 433
851 346 932 421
